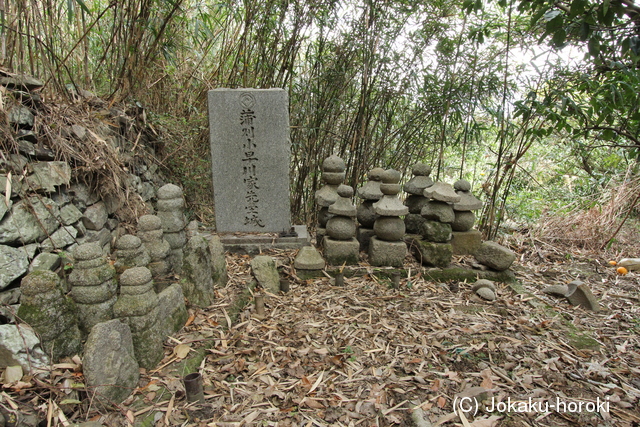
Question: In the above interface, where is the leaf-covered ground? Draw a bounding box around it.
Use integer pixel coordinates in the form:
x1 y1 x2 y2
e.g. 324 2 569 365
2 244 640 427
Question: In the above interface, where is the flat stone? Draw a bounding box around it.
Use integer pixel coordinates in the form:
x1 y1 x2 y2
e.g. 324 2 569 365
565 281 600 311
25 161 71 193
0 197 60 245
294 246 325 270
0 75 44 91
373 196 408 216
83 320 139 404
368 237 406 267
0 324 49 371
77 228 112 249
40 225 78 251
324 237 360 266
69 182 100 208
404 176 434 195
157 284 188 337
420 200 454 223
82 201 108 231
424 182 461 203
454 191 483 211
451 230 482 255
543 284 569 297
29 252 61 272
209 89 292 232
59 203 83 225
474 241 516 271
251 255 281 293
475 287 496 301
8 105 34 128
0 245 29 290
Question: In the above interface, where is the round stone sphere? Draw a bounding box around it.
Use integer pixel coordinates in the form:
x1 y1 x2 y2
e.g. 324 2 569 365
374 216 406 241
381 169 401 184
412 163 431 176
323 155 346 173
326 216 356 240
452 211 476 231
369 167 385 181
323 171 345 185
337 184 354 198
454 179 471 192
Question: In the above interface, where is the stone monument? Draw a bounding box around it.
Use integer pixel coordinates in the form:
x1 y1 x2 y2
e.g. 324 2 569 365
324 184 359 265
356 167 384 250
208 88 309 252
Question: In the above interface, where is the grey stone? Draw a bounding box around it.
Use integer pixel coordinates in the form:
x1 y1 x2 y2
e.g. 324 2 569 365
356 201 377 228
157 210 186 234
208 234 228 287
77 228 112 249
0 245 29 289
138 214 162 232
70 281 117 304
163 230 187 249
103 194 123 215
420 200 454 223
475 287 496 301
0 197 60 245
324 237 360 266
157 284 188 337
0 154 28 174
82 201 108 231
24 161 71 193
251 255 281 293
0 197 11 221
322 155 346 172
472 279 496 292
209 89 292 232
315 184 339 207
368 237 406 267
420 220 452 243
69 182 99 208
452 211 476 231
17 140 36 157
454 191 483 211
0 75 44 91
356 227 376 251
412 163 432 176
411 240 453 268
373 216 406 241
454 179 471 192
29 252 61 272
565 281 600 311
157 183 182 201
451 230 482 255
373 196 408 216
8 105 34 128
326 216 356 240
318 206 333 228
75 297 117 335
0 324 49 371
59 203 83 225
328 185 357 217
0 174 22 198
357 168 384 201
18 271 82 360
181 236 215 307
543 284 569 297
404 195 430 214
404 176 434 195
83 319 139 404
294 246 325 270
0 288 20 305
424 182 461 203
322 171 345 185
404 213 426 235
140 182 156 202
40 225 78 251
474 241 516 271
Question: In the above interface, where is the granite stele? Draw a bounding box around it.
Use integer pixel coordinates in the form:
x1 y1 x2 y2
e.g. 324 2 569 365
208 88 291 233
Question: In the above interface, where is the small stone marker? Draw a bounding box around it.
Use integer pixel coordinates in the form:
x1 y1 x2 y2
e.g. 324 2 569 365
208 89 291 233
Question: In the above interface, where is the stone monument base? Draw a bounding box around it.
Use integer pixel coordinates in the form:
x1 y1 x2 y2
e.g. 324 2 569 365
408 237 452 268
357 227 376 251
451 230 482 255
218 225 310 254
368 237 406 267
324 237 360 265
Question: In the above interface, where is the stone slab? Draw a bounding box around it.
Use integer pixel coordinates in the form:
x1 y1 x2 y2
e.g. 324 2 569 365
209 88 291 233
218 225 310 254
368 237 406 267
451 230 482 255
324 237 360 266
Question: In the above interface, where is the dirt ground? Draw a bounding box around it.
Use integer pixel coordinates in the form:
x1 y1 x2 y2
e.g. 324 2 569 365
3 236 639 427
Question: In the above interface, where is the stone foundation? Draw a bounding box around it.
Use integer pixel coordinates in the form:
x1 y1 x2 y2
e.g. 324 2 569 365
368 237 406 267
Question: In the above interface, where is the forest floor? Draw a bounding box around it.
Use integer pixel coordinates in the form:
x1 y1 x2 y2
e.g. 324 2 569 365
4 231 640 427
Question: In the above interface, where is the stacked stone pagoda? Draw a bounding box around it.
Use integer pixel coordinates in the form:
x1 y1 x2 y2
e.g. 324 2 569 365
356 167 384 250
157 184 187 273
137 214 171 289
68 242 117 335
403 163 434 234
451 179 483 255
114 234 150 275
414 182 460 267
315 155 346 244
369 169 408 267
324 184 360 265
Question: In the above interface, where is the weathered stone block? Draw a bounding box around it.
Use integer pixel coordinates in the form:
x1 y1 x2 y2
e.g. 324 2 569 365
411 239 452 268
251 255 281 293
420 220 452 243
368 237 406 267
474 241 515 271
324 237 359 266
451 230 482 255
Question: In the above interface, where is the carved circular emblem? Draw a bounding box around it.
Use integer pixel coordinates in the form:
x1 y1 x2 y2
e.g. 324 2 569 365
240 92 256 109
